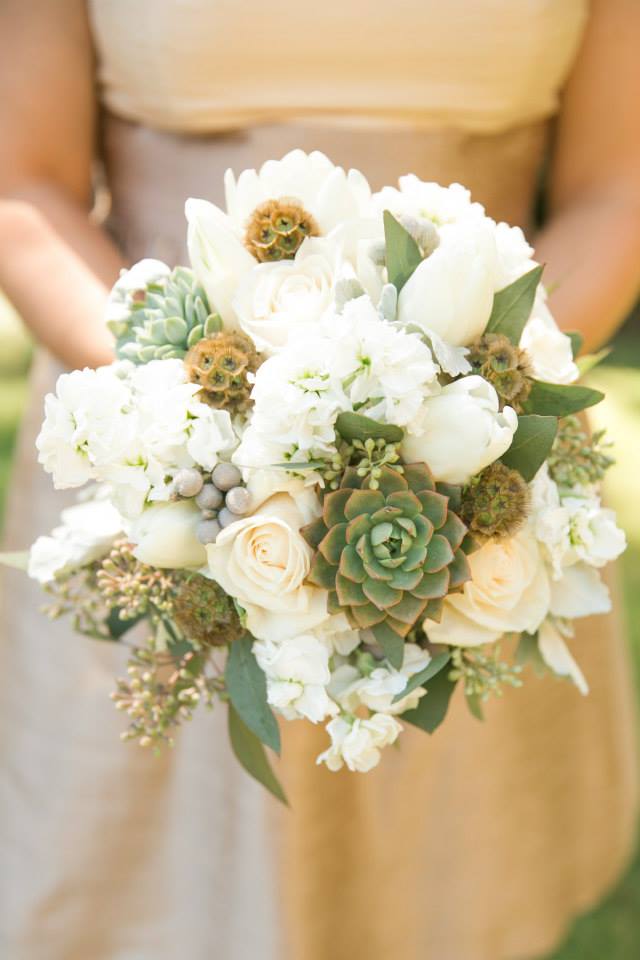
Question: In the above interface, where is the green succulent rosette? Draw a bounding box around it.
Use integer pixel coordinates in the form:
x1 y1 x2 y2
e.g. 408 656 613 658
109 266 222 364
302 463 472 668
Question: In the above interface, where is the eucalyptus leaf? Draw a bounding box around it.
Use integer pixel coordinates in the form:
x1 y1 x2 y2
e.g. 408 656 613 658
521 380 604 417
225 633 281 754
273 460 327 471
515 631 549 677
566 330 584 358
500 414 558 482
485 265 544 344
577 347 611 376
228 704 288 805
401 670 457 734
335 411 403 444
465 691 485 721
383 211 423 293
106 608 145 641
392 651 451 703
0 550 29 571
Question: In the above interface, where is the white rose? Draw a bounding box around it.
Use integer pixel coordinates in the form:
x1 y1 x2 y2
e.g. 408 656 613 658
130 499 207 569
253 633 337 722
425 527 550 646
204 491 328 641
402 376 517 484
224 149 372 235
28 497 124 584
233 237 342 354
520 294 578 384
397 220 499 346
317 713 402 773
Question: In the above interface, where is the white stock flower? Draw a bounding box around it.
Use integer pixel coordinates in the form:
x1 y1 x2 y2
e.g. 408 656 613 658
130 499 207 569
425 527 550 646
372 178 485 226
397 220 499 346
205 490 328 641
492 222 535 288
538 619 589 695
402 376 517 484
233 237 342 354
28 497 124 584
317 713 402 773
37 360 237 519
520 292 579 385
326 296 440 426
224 149 372 235
330 644 431 716
253 633 337 722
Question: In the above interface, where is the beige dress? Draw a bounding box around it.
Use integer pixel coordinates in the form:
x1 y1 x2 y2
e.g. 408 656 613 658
0 2 637 958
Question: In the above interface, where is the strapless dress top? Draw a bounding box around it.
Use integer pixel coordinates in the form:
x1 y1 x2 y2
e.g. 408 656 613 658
88 0 589 134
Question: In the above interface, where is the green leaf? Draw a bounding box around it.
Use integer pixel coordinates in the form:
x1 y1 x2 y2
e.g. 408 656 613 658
465 691 484 721
0 550 29 571
228 704 288 805
500 414 558 482
515 631 549 677
485 265 544 343
106 608 145 640
225 633 281 754
383 210 423 293
335 411 403 444
402 670 457 733
577 347 611 376
521 380 604 417
566 330 584 358
392 651 450 703
273 460 327 471
372 621 405 669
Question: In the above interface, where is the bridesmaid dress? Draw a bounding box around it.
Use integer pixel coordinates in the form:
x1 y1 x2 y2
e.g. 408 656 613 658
0 2 637 958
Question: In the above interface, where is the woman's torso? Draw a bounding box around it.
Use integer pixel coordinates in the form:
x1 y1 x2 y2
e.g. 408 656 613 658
88 0 590 257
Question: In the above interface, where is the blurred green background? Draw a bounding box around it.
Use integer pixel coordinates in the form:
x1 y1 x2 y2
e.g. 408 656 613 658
0 295 639 958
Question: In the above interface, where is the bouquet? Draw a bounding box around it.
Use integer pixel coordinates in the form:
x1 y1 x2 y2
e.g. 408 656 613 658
3 151 626 802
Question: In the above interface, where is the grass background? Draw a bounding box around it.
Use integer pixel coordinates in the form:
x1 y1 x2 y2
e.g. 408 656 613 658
0 296 638 957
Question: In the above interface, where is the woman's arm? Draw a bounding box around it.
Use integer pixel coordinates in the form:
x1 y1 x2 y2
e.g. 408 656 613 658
535 0 640 353
0 0 124 369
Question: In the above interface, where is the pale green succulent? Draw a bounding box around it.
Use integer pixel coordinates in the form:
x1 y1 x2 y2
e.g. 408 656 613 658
109 266 222 363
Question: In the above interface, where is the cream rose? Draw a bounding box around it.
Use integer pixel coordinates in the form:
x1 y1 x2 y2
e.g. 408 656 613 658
204 490 328 641
425 527 550 646
233 237 340 354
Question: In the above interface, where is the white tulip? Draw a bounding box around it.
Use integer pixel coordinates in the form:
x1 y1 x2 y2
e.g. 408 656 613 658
130 499 207 569
538 619 588 695
397 220 499 346
549 564 611 619
402 376 517 484
185 198 255 327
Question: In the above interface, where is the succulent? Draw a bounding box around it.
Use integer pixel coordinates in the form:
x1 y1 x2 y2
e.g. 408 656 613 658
302 463 472 666
185 331 261 413
460 462 530 541
467 332 532 412
172 572 243 648
111 266 222 363
244 198 319 262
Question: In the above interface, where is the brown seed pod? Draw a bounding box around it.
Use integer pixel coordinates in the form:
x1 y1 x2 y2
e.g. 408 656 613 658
467 333 533 412
460 462 531 542
185 331 261 413
172 573 244 647
244 198 319 262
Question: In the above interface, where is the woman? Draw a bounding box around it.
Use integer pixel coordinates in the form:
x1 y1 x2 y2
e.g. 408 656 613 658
1 1 639 958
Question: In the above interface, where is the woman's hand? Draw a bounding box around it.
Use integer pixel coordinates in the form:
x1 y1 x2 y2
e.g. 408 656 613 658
0 0 124 369
535 0 640 353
